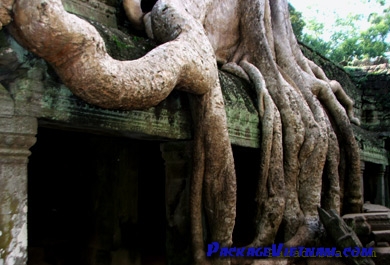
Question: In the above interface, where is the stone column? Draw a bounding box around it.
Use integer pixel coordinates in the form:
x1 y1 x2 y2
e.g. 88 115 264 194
375 164 386 206
0 85 37 265
160 141 192 265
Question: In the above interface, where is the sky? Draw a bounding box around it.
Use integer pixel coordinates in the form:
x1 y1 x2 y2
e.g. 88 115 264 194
288 0 388 41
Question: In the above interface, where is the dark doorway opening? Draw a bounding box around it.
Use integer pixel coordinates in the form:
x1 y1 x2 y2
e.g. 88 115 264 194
232 145 260 246
27 127 166 265
363 162 381 204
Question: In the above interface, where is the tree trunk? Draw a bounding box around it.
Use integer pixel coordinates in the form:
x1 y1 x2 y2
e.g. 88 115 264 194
3 0 363 264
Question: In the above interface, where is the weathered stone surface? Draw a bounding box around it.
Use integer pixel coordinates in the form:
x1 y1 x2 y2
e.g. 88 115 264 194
346 65 390 132
0 25 260 147
0 32 21 82
319 208 364 247
372 247 390 265
0 114 37 264
343 212 390 233
318 208 375 265
344 215 372 237
0 1 386 264
0 84 13 117
353 127 389 166
371 230 390 244
363 204 390 213
61 0 118 28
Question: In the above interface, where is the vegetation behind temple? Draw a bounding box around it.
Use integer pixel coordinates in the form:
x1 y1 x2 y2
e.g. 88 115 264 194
288 2 390 64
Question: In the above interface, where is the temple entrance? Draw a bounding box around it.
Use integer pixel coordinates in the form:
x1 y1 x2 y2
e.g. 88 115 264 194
363 162 380 204
27 127 166 265
363 162 389 206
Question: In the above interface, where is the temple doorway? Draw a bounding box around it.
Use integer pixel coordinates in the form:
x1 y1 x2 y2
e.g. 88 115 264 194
27 127 166 265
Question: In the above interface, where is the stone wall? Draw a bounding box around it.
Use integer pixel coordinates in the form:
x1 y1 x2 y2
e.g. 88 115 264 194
347 65 390 132
1 0 389 264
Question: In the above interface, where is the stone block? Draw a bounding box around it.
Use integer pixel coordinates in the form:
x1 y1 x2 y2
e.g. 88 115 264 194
61 0 117 28
363 203 390 213
0 84 13 117
372 247 390 265
371 230 390 244
343 212 390 233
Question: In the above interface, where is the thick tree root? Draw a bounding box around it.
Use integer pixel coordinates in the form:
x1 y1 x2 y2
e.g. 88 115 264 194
189 85 236 265
6 0 363 264
228 0 362 249
239 60 285 246
9 0 218 109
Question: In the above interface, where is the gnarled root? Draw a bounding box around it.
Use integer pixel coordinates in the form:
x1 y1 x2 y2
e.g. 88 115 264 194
226 0 362 249
189 84 236 265
239 60 285 246
8 0 218 109
8 2 237 264
329 80 360 126
307 60 360 126
6 0 363 264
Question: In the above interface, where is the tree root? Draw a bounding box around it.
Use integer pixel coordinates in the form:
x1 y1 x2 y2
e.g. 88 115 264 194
239 60 285 246
6 1 364 264
0 0 14 29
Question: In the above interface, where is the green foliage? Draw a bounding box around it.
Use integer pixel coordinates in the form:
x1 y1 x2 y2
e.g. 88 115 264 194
367 0 386 6
288 3 305 39
300 34 331 57
289 1 390 63
359 8 390 57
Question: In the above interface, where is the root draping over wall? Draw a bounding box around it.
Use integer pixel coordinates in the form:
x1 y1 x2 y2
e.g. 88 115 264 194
3 0 362 264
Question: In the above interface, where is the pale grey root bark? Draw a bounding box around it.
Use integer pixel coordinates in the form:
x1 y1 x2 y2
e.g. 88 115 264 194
5 0 363 264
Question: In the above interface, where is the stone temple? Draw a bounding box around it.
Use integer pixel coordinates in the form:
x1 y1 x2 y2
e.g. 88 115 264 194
0 0 389 264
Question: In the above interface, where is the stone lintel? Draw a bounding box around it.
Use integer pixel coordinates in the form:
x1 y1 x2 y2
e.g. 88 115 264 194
360 148 389 166
7 68 260 147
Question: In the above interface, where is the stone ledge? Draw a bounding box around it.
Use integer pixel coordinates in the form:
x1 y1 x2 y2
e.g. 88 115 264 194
372 230 390 244
373 247 390 264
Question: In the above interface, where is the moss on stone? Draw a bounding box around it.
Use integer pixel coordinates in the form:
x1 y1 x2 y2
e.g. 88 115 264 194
89 20 156 61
